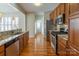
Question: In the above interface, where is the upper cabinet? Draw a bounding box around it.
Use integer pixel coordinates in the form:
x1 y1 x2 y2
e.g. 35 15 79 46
56 3 65 16
65 3 70 24
56 6 60 17
59 3 65 14
50 3 70 24
50 3 66 24
53 9 57 24
69 4 79 15
50 12 54 21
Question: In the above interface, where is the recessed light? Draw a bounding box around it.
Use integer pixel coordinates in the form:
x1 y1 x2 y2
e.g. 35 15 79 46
34 3 42 6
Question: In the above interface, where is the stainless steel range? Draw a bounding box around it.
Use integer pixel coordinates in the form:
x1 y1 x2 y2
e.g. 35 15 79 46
50 31 68 54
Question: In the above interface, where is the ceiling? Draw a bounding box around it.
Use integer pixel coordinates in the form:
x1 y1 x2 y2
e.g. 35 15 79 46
19 3 59 13
0 4 17 13
0 3 24 16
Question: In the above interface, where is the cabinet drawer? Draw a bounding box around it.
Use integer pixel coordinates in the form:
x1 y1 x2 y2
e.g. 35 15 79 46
0 45 4 53
0 52 4 56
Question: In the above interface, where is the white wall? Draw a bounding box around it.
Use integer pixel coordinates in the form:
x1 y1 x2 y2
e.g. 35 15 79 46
26 13 35 37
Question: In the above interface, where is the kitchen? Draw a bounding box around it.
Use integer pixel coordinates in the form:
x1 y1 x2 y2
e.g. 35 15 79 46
0 3 79 56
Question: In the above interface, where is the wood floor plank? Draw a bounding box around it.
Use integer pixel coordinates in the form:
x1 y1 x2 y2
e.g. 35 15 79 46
20 33 56 56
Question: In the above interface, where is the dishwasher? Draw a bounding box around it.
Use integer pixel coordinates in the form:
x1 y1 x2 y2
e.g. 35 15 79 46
5 38 19 56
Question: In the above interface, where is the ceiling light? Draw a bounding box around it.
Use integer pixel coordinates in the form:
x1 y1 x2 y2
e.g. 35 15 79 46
34 3 42 6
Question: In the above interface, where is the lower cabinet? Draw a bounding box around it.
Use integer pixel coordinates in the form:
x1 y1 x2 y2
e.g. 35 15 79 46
69 46 79 56
57 36 67 56
19 32 29 54
19 35 24 53
0 45 4 56
6 40 19 56
66 44 79 56
0 32 29 56
23 34 26 48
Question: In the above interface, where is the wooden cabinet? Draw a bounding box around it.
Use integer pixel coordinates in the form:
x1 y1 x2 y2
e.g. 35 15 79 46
60 3 65 14
0 32 29 56
23 34 27 48
69 14 79 49
50 3 65 24
67 44 79 56
19 32 29 54
0 45 4 56
50 10 56 24
69 3 79 15
56 5 60 17
19 35 24 53
53 10 57 24
64 3 70 24
6 40 19 56
68 13 79 56
50 12 54 21
23 32 29 48
50 13 52 20
57 36 67 56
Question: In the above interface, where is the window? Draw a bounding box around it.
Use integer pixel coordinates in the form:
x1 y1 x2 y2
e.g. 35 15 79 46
0 16 19 32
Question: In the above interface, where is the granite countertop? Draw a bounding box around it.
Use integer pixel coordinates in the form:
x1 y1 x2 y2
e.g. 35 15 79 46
0 32 25 46
58 34 68 40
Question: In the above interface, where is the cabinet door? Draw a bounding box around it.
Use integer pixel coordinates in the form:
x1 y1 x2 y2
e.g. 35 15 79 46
69 16 79 49
56 6 60 17
6 40 19 56
50 12 54 21
65 3 70 24
0 52 4 56
69 3 79 15
58 42 66 56
15 40 19 55
53 10 56 24
60 3 65 14
57 36 67 56
19 35 24 53
68 14 79 56
50 13 52 20
0 45 4 56
23 34 27 48
68 45 79 56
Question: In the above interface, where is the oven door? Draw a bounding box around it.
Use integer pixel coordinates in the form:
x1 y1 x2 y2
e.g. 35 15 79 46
50 34 56 51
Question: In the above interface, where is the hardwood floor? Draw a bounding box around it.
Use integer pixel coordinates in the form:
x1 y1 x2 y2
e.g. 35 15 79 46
20 33 56 56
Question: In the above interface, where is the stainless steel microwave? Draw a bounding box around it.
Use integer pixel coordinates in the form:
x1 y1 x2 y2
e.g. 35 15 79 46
55 14 65 25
